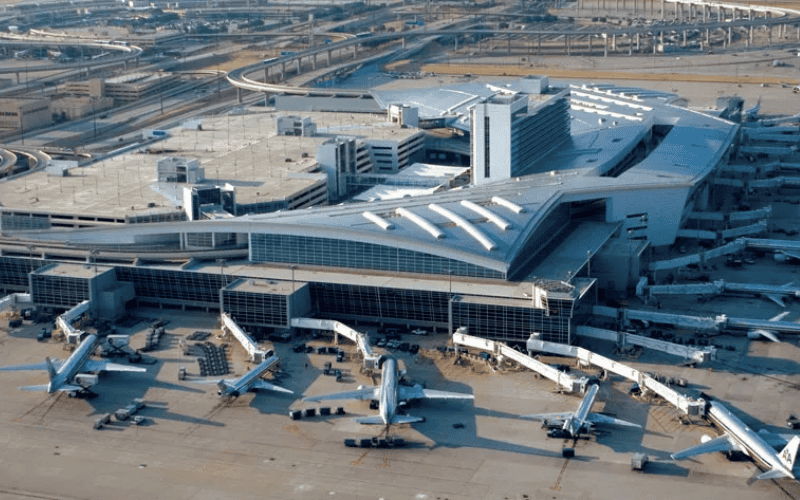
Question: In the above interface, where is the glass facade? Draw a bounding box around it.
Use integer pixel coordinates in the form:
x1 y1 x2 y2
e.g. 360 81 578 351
450 297 574 344
251 233 504 279
222 289 288 328
30 274 89 308
0 257 47 292
116 268 234 307
312 283 450 325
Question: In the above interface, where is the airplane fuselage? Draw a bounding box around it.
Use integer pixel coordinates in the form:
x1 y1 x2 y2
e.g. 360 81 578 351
378 358 398 425
49 334 100 393
223 355 281 396
708 400 796 479
565 383 599 437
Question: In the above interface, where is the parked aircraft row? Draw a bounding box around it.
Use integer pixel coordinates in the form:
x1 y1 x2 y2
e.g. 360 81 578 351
0 336 797 482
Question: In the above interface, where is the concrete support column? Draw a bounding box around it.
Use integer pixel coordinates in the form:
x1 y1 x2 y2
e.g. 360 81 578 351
768 25 772 46
589 35 593 53
237 87 242 103
660 30 664 46
748 25 753 46
264 66 269 82
566 35 570 55
402 38 406 49
653 33 657 53
682 29 687 47
604 35 608 57
727 27 732 46
454 36 458 52
636 32 640 50
281 62 286 80
353 43 358 59
717 5 722 21
180 232 185 250
629 33 633 55
702 5 707 22
612 33 617 51
312 53 317 70
661 0 664 19
327 50 331 66
706 28 710 46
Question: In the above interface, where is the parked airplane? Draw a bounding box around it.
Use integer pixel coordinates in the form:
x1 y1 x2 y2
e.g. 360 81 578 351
522 382 641 439
747 311 790 343
303 356 473 425
192 355 293 397
671 398 800 480
0 334 146 394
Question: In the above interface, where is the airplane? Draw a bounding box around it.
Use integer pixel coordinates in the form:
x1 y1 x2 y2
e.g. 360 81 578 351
302 356 473 425
0 334 146 394
191 355 293 397
747 311 790 343
671 398 800 480
744 96 761 122
522 382 641 439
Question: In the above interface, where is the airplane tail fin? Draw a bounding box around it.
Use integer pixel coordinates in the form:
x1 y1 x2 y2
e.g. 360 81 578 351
353 414 425 425
44 357 57 381
778 436 800 472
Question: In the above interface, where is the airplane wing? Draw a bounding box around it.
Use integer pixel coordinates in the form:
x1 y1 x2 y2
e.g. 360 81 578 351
521 411 574 422
756 468 793 480
752 329 781 343
82 360 147 373
671 435 737 460
769 311 791 322
586 412 642 428
398 385 474 400
250 380 293 395
782 250 800 261
0 359 63 372
764 294 786 308
303 386 379 402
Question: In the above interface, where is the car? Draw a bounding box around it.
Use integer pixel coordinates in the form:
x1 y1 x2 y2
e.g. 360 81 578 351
398 342 410 352
387 340 401 349
411 329 428 336
409 344 420 354
376 338 387 348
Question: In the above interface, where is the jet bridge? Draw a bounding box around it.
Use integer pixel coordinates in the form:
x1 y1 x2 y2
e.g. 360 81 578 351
290 318 379 369
0 292 31 313
525 336 706 416
57 300 91 344
596 306 800 336
452 329 589 393
576 326 715 363
643 279 800 307
220 313 267 363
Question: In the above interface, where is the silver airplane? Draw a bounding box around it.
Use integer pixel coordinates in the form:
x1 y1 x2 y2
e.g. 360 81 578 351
671 398 800 480
303 357 473 425
747 311 790 343
522 382 641 439
192 355 293 397
0 334 146 393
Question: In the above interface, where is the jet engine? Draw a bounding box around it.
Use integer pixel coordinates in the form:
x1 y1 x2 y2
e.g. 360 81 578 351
74 374 99 388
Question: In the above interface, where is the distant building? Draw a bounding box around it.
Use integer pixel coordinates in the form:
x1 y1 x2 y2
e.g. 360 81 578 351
0 98 51 130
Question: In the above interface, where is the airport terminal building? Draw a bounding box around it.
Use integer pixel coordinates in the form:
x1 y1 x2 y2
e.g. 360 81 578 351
0 80 742 345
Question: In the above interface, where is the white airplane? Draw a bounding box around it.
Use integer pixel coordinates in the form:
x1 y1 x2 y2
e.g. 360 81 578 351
744 96 761 122
747 311 790 343
192 355 293 397
0 334 146 394
522 382 641 439
671 399 800 480
303 356 473 425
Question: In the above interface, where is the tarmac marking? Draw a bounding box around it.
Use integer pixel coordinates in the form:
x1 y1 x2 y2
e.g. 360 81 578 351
551 459 570 491
14 393 63 425
350 449 370 466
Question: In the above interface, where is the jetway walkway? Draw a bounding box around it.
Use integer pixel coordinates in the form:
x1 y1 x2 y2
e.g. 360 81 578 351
57 300 91 344
576 326 715 363
0 292 31 313
452 329 590 394
220 313 268 363
649 237 800 272
594 305 800 336
525 336 707 416
642 279 800 307
291 318 379 369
